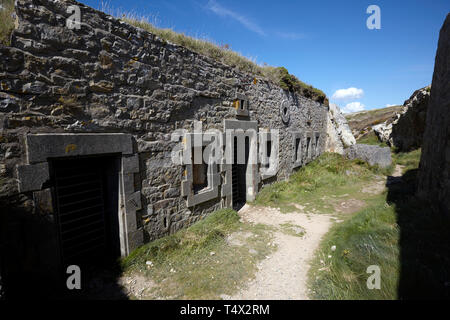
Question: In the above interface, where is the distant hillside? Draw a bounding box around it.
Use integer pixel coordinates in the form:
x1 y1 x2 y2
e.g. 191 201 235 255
345 105 403 139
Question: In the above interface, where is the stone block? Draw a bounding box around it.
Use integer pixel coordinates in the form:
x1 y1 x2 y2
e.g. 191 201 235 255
345 144 392 168
26 134 133 163
17 162 50 192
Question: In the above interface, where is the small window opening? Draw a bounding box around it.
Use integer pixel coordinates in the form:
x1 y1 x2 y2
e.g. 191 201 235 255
306 137 311 158
264 140 272 169
315 136 320 155
192 146 208 194
295 138 301 162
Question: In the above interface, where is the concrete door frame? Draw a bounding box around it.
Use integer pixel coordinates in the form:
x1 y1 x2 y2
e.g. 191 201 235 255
16 133 143 257
223 120 259 207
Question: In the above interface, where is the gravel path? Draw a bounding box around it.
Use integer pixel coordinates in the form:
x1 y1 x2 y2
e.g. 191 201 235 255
225 205 333 300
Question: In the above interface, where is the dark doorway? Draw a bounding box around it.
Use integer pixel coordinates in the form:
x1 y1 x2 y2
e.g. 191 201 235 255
2 154 127 300
48 154 126 298
232 136 250 210
50 155 121 268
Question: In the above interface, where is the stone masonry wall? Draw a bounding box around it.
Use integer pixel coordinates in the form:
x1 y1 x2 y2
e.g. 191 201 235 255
0 0 328 250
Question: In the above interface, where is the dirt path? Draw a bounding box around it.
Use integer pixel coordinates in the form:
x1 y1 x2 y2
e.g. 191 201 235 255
117 165 404 300
224 165 405 300
224 205 334 300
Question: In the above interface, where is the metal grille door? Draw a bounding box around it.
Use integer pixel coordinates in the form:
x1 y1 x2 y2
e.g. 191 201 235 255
232 137 249 208
52 157 109 265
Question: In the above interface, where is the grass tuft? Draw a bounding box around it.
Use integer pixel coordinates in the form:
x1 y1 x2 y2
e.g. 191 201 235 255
307 147 450 299
308 199 400 299
0 0 15 46
253 153 378 213
121 208 275 299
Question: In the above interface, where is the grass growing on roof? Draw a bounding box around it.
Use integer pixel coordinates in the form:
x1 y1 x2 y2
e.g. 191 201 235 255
103 7 327 104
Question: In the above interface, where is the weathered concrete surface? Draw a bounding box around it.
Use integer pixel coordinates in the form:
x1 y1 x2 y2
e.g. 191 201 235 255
325 103 356 154
16 162 49 192
26 133 134 163
345 144 392 168
418 14 450 215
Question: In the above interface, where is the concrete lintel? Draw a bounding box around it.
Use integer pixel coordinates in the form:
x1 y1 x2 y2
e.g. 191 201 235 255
235 93 248 100
224 119 257 131
26 133 134 164
17 162 50 192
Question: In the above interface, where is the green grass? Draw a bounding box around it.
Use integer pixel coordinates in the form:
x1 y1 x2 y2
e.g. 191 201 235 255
121 208 275 299
307 147 450 299
392 148 421 172
0 0 14 46
279 223 305 237
253 153 382 214
357 131 389 147
308 196 400 299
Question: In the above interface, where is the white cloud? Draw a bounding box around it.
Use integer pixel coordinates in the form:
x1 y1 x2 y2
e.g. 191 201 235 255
385 104 398 107
331 87 364 100
206 0 265 36
341 102 365 113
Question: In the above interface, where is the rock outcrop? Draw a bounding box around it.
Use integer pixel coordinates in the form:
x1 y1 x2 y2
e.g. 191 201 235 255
345 105 402 140
373 121 393 145
418 14 450 215
392 86 430 151
373 86 430 150
326 103 356 154
345 144 392 168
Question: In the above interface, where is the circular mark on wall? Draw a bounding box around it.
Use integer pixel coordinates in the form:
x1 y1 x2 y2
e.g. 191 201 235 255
280 100 290 124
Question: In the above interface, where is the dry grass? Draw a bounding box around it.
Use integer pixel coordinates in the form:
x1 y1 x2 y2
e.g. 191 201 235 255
101 4 327 104
345 105 403 136
0 0 15 45
121 209 275 299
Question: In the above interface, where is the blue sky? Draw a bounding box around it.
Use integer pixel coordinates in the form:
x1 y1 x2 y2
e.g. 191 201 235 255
81 0 449 112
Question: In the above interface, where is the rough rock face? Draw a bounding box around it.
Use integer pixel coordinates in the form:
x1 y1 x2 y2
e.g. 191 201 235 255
373 86 430 150
345 144 392 168
373 121 393 145
325 103 356 154
418 14 450 215
391 86 430 151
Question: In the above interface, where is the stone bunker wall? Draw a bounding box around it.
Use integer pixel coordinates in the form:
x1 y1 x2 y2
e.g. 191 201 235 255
0 0 328 273
418 13 450 216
